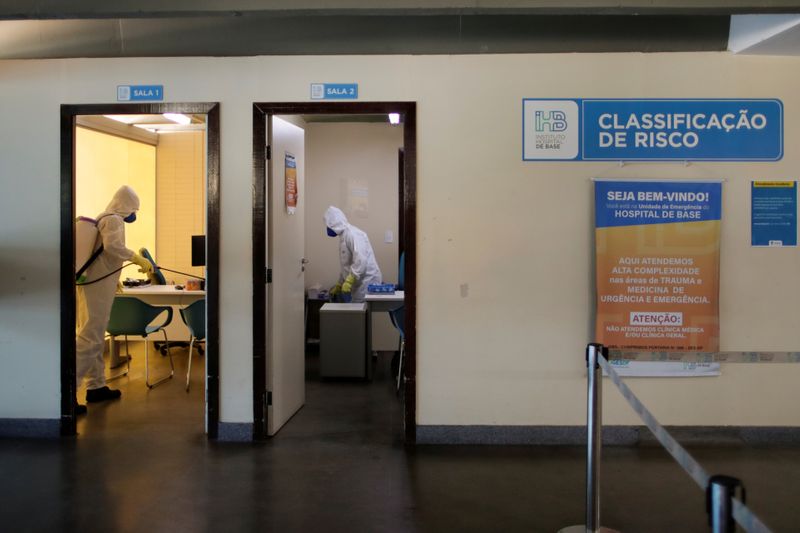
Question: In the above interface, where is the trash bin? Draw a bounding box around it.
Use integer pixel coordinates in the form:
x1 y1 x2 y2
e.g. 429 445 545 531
320 302 367 378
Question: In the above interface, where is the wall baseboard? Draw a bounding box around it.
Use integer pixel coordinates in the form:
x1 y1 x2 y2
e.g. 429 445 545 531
217 422 253 442
4 420 797 445
0 418 60 438
416 425 800 446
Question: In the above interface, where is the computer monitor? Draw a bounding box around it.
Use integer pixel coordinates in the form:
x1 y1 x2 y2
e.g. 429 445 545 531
191 235 206 267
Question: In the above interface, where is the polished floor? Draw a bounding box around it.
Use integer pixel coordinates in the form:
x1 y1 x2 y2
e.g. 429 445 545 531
1 343 799 532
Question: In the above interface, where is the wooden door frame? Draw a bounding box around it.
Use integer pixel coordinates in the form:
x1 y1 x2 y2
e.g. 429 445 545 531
60 102 221 438
252 102 417 443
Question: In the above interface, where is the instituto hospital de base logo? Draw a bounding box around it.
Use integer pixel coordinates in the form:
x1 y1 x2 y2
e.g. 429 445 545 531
523 99 580 160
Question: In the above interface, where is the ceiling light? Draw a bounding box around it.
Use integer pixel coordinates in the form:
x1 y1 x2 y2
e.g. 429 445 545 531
163 113 191 125
133 124 159 133
388 113 400 125
104 115 140 124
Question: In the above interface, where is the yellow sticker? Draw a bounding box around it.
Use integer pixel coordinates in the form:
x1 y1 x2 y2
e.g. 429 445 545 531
753 181 795 188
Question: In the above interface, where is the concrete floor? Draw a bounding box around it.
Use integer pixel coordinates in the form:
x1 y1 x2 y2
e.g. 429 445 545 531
1 343 799 532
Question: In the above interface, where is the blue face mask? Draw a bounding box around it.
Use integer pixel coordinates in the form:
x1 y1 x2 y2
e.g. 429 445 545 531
327 227 337 237
123 212 137 223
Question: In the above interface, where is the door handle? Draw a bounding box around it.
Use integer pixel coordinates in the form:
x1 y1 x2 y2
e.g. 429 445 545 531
301 258 309 272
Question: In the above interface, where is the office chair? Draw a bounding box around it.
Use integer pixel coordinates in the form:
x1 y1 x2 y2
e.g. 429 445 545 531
139 247 166 285
179 299 206 392
106 297 174 388
390 252 406 394
397 251 405 291
389 306 405 394
140 247 194 357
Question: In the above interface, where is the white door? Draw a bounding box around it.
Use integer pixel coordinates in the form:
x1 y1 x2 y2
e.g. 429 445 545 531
267 116 306 435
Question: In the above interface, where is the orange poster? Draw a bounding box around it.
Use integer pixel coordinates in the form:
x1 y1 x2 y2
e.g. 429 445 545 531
285 153 297 215
594 180 721 352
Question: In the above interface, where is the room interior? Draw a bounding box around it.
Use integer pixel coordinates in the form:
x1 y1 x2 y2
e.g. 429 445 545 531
74 113 207 426
301 114 404 353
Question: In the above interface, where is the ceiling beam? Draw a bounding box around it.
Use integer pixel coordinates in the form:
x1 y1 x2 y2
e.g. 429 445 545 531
2 0 800 20
0 15 731 58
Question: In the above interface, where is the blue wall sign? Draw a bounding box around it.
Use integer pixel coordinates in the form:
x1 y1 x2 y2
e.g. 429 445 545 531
310 83 358 100
751 181 797 247
117 85 164 102
595 180 722 229
523 98 783 162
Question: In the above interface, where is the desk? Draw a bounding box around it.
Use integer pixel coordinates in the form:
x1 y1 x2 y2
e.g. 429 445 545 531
305 296 327 345
119 285 205 342
365 290 404 313
120 285 205 305
364 291 404 377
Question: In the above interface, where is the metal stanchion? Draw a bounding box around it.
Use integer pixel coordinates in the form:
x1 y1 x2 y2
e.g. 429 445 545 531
707 475 744 533
559 344 619 533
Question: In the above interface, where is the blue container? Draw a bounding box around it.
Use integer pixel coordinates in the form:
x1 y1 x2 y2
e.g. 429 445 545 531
368 283 396 294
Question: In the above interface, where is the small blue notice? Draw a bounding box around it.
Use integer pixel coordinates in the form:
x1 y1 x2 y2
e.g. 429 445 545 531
751 181 797 247
117 85 164 102
310 83 358 100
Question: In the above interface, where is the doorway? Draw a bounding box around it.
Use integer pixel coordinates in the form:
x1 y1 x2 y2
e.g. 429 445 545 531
60 103 220 438
252 102 417 442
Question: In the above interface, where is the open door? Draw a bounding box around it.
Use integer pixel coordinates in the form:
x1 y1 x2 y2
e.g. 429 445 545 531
266 116 306 435
253 102 416 442
60 103 220 438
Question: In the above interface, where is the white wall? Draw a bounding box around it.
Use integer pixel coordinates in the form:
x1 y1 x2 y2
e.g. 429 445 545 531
304 122 403 351
1 53 800 428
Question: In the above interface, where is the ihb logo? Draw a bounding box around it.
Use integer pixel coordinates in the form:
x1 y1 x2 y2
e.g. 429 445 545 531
524 100 579 160
535 110 568 132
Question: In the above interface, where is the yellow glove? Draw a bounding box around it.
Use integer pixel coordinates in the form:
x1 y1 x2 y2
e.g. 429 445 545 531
330 283 342 296
341 274 356 294
130 252 154 274
116 280 124 294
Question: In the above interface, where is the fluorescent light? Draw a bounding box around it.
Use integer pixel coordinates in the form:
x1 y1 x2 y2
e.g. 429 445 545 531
104 115 140 124
388 113 401 125
163 113 191 125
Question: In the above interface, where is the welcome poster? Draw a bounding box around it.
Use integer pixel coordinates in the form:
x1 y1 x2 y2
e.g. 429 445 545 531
595 180 722 354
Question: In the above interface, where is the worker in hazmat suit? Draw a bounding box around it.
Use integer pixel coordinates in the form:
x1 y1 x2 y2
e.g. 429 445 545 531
324 206 382 303
75 185 153 414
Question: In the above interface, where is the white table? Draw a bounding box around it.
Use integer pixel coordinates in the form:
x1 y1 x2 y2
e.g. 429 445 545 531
120 284 205 306
365 290 404 312
364 291 404 377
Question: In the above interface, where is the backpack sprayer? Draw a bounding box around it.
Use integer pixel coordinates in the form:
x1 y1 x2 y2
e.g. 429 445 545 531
75 216 204 286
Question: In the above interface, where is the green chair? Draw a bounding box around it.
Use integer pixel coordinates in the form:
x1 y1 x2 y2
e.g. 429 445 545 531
107 297 174 388
179 299 205 392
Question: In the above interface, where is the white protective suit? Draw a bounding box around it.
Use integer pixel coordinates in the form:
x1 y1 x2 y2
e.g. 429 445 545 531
324 206 382 302
76 186 139 389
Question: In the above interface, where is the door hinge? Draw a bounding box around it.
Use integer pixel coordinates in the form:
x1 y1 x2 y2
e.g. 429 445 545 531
266 145 272 160
266 391 273 406
266 268 272 284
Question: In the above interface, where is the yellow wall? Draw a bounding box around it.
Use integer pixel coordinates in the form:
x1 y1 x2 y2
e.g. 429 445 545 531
155 130 206 283
75 126 156 259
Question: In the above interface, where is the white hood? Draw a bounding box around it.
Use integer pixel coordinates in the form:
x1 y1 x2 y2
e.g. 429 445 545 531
324 205 348 235
100 185 140 219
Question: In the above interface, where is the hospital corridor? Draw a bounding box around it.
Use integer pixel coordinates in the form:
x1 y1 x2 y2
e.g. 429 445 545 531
4 3 800 532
